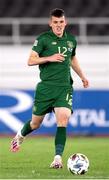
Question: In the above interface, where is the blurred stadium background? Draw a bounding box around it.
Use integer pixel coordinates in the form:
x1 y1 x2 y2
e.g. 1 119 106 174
0 0 109 136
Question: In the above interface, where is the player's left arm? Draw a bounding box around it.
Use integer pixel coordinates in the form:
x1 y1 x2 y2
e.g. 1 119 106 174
71 56 89 88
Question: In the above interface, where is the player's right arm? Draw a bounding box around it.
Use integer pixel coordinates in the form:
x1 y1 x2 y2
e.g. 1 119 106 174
28 50 64 66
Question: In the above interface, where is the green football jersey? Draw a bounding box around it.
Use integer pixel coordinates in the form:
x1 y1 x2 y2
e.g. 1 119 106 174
32 30 77 87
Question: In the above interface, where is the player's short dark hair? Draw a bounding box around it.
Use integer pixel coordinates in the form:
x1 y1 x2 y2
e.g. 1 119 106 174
50 8 65 17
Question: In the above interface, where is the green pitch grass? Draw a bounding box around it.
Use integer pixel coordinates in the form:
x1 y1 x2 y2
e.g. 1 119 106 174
0 136 109 179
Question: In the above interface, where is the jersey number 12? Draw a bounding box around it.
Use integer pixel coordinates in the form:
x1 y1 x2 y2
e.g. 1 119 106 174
58 46 67 57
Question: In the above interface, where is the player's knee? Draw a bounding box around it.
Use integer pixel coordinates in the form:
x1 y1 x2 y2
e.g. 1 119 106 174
57 113 71 127
30 114 44 129
30 121 41 129
60 111 71 120
55 108 71 127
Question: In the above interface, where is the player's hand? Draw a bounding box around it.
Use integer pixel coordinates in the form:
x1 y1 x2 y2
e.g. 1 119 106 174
82 78 89 88
48 53 65 62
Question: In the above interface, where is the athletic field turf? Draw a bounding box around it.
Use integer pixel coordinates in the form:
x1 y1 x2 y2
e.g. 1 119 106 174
0 136 109 179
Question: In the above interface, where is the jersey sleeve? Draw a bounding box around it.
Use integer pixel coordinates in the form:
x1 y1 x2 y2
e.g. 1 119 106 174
71 38 77 57
32 36 44 54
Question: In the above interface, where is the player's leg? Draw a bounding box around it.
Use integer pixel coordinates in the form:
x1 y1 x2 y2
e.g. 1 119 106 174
11 114 44 152
50 86 73 168
11 82 49 152
50 107 71 168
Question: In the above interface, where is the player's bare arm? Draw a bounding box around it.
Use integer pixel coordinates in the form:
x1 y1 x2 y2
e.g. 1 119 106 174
71 56 89 88
28 50 65 66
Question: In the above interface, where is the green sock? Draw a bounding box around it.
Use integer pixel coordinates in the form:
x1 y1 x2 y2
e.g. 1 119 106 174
55 127 66 156
21 120 33 136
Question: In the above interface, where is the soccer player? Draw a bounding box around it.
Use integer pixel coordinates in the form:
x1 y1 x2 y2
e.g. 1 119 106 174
11 8 89 169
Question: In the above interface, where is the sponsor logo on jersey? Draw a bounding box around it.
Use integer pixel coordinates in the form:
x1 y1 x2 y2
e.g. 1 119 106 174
52 42 57 45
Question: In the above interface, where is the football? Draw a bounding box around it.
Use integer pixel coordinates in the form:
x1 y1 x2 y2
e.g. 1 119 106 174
67 153 89 175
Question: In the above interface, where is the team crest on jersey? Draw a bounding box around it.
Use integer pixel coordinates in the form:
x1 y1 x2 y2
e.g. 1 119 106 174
52 42 57 45
67 41 74 48
33 40 38 46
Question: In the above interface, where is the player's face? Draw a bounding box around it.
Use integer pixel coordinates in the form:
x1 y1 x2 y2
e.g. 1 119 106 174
49 16 67 37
